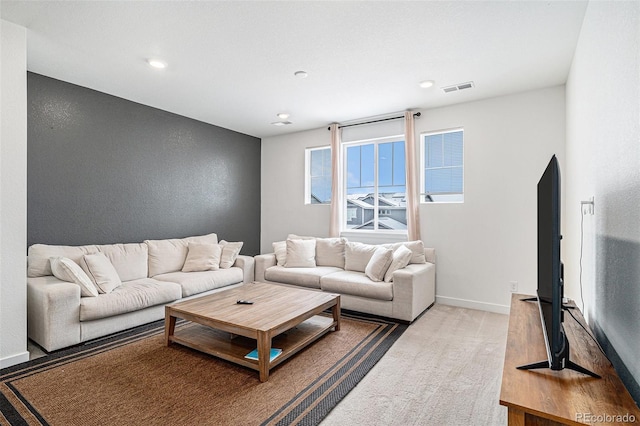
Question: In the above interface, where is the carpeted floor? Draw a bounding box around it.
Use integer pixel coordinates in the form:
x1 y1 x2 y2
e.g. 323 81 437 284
1 313 405 426
320 304 509 426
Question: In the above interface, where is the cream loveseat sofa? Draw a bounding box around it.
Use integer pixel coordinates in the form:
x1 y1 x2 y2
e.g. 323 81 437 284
255 236 435 322
27 233 254 352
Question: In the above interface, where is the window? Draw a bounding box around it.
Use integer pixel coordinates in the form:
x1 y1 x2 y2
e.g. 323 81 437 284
421 129 464 203
344 137 406 231
305 146 331 204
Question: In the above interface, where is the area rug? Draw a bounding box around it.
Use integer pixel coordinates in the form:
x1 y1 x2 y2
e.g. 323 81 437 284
0 312 406 426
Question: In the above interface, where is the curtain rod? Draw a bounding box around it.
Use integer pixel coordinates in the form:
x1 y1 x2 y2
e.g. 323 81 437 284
328 111 421 130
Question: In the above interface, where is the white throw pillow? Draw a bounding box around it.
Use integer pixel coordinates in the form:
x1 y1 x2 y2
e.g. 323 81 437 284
182 243 222 272
344 242 378 273
80 253 122 294
287 234 315 240
272 241 287 266
396 240 426 264
219 240 243 269
285 239 316 268
50 257 99 297
383 245 413 282
365 247 394 282
316 237 346 268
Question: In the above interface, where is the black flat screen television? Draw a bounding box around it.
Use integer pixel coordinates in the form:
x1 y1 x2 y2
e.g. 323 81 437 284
517 155 600 378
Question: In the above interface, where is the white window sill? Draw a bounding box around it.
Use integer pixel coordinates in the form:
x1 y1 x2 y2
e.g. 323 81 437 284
340 230 408 245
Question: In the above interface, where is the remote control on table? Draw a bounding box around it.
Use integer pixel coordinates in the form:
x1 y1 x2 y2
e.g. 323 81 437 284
236 300 253 305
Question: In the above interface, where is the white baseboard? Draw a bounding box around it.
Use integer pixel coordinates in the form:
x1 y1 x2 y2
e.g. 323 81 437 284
0 351 30 369
436 295 510 315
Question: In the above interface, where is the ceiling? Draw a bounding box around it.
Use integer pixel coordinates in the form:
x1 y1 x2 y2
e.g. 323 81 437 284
1 1 588 139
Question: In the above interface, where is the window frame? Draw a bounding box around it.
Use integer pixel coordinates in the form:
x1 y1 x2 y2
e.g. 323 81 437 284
342 134 408 235
420 128 464 204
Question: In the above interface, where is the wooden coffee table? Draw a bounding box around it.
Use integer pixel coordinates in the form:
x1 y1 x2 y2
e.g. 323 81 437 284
165 281 340 382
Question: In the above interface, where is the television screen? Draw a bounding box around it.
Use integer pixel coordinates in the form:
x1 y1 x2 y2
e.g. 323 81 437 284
537 154 563 368
517 155 599 378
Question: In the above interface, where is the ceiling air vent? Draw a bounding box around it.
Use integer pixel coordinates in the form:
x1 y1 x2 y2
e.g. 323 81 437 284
441 81 474 93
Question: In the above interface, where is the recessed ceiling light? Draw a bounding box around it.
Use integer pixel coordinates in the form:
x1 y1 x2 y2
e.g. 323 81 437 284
294 71 308 78
147 59 167 69
271 121 292 126
419 80 434 88
277 113 290 119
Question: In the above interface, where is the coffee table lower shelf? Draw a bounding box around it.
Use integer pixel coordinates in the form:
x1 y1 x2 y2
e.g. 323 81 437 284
167 315 336 378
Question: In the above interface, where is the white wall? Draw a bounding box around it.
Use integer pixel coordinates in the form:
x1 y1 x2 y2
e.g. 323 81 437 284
261 127 333 251
565 0 640 399
261 86 565 314
417 87 565 313
0 20 29 367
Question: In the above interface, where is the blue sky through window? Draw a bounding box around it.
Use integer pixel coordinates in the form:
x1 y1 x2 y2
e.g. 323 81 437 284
346 141 406 195
309 140 408 206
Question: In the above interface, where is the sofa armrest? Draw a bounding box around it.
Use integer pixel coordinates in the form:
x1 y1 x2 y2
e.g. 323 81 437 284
254 253 277 282
27 276 82 352
233 255 255 284
424 247 436 264
391 262 436 322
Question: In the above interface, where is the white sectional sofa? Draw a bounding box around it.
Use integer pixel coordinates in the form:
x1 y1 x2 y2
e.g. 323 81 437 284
255 236 436 322
27 233 254 352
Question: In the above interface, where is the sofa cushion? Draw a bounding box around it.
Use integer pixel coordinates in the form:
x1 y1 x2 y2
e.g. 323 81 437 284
384 244 413 282
153 268 243 297
182 243 222 272
219 241 243 269
50 257 99 297
287 234 347 269
273 241 287 266
383 240 426 265
344 242 378 273
96 243 149 281
316 237 346 268
320 270 393 301
285 239 316 268
80 253 123 294
28 244 99 278
80 278 182 321
264 265 342 289
145 233 218 276
365 247 394 282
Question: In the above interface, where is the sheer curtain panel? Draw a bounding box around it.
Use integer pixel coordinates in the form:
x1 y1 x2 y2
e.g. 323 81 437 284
329 123 342 237
404 111 421 241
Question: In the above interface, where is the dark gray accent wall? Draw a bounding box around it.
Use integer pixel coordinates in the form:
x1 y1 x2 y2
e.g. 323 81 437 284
27 72 261 255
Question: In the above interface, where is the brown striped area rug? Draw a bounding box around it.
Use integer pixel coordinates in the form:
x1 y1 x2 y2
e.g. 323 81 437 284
0 312 406 426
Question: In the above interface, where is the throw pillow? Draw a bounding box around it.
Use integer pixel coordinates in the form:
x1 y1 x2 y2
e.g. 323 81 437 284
316 237 347 268
50 257 99 297
219 240 243 269
344 242 378 273
365 247 394 282
383 244 413 282
80 253 122 294
396 240 427 264
272 241 287 266
285 239 316 268
182 243 222 272
287 234 315 240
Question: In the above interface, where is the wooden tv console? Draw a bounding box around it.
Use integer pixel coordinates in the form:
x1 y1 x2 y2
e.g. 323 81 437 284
500 293 640 425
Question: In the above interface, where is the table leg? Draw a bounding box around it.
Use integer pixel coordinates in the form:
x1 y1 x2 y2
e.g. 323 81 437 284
257 330 271 382
507 407 525 426
165 309 176 346
333 297 341 332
